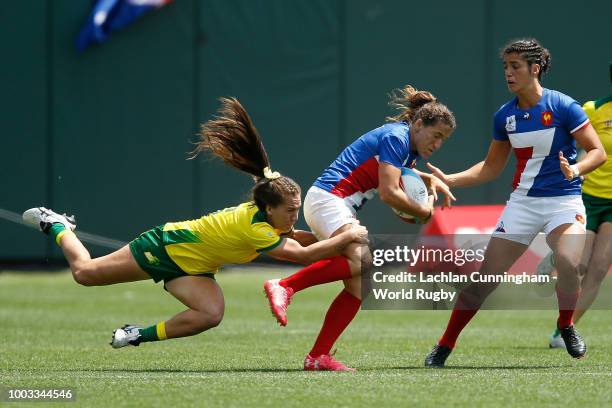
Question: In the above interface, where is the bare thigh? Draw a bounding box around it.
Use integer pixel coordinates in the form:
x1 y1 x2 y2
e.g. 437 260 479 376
165 275 225 317
460 237 528 304
546 223 586 271
479 237 529 275
75 245 150 286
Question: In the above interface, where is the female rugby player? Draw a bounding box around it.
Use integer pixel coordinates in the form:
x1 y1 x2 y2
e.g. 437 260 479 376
23 97 368 349
265 85 457 371
423 39 606 367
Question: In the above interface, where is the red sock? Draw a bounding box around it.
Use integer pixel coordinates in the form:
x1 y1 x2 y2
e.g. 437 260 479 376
280 256 352 293
556 286 579 328
438 291 480 349
309 290 361 357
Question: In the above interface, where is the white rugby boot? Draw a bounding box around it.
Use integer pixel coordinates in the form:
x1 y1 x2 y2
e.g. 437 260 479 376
110 325 143 348
23 207 76 234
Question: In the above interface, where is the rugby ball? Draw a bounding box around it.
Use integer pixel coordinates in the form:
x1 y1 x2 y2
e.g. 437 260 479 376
393 167 429 223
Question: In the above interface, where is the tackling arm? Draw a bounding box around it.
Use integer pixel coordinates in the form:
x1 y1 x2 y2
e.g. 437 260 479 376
267 225 367 265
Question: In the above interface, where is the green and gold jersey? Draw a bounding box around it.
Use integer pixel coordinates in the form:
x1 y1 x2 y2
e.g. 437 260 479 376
582 95 612 199
162 202 283 274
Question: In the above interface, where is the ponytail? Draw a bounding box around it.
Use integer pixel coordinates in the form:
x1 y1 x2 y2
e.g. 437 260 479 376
387 85 456 129
191 97 269 181
191 97 301 211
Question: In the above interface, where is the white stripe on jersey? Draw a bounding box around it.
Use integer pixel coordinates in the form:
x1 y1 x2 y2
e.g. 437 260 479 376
337 153 411 210
341 155 380 210
570 118 590 134
509 128 556 195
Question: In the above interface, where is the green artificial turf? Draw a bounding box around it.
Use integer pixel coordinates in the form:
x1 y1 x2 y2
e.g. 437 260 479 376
1 267 610 407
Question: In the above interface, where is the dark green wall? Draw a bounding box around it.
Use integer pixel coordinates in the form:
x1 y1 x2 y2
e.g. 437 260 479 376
1 0 611 260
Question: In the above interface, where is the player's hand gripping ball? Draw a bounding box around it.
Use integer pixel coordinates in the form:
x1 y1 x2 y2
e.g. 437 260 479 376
393 167 429 224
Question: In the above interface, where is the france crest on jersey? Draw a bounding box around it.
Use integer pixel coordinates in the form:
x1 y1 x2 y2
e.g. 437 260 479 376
313 122 419 210
493 88 590 197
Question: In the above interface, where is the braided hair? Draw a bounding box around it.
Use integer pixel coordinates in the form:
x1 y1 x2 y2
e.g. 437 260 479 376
501 38 551 81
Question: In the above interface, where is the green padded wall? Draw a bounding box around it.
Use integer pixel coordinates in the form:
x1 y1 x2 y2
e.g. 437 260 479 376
1 0 610 260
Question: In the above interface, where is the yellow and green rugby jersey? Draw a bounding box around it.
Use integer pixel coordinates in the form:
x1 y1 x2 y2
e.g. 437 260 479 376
582 95 612 199
162 202 283 274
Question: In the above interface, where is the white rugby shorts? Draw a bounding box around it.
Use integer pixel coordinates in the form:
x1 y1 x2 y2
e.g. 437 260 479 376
303 186 359 240
491 191 586 245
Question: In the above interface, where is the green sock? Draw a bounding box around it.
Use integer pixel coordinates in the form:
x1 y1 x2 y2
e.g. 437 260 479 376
139 326 159 342
49 223 65 237
139 322 167 343
49 223 67 246
553 328 560 337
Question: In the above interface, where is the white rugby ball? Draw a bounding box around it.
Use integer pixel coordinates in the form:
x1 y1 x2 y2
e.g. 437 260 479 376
393 167 429 223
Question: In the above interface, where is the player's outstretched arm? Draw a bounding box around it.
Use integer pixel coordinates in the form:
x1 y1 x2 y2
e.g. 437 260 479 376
267 225 368 265
427 140 511 188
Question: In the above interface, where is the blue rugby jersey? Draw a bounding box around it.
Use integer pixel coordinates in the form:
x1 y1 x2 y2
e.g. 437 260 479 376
313 122 420 210
493 88 590 197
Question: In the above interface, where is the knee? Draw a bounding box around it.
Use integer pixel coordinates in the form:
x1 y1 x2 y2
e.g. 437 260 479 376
206 309 224 328
555 253 581 275
192 307 224 332
345 245 371 275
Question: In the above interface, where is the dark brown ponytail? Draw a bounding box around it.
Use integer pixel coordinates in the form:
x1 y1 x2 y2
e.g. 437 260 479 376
387 85 456 129
191 97 300 211
191 97 270 181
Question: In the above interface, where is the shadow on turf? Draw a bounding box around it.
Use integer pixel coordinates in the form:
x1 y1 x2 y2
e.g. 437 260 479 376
384 364 567 370
60 365 568 373
61 368 305 374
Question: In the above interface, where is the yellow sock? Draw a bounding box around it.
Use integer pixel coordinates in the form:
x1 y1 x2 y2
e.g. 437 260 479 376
55 229 73 246
156 322 168 340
